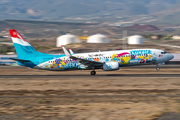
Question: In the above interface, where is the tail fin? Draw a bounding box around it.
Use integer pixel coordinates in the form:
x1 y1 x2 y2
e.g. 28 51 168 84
9 29 39 59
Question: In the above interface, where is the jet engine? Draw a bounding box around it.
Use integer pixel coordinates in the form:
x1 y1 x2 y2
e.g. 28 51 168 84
103 62 119 71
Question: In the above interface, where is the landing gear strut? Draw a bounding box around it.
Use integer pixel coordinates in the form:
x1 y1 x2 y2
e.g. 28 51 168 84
91 71 96 75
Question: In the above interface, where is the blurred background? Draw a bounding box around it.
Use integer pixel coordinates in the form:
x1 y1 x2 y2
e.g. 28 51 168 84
1 0 180 55
1 0 180 120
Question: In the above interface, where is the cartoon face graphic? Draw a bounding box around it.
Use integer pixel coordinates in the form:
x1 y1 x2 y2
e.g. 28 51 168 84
120 55 131 65
112 52 130 62
112 54 118 62
44 63 49 69
139 55 145 59
55 59 66 65
58 65 63 69
145 55 152 60
131 55 136 59
49 58 67 69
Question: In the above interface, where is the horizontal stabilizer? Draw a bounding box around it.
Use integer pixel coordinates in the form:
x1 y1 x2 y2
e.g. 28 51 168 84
9 58 30 62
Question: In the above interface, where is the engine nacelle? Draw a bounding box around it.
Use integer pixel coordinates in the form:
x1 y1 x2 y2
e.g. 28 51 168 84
103 62 119 71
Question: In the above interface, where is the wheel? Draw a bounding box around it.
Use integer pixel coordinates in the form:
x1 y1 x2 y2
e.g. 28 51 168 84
156 67 160 71
91 71 96 75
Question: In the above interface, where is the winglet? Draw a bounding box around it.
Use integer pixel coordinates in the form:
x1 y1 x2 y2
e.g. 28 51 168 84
69 48 74 55
61 46 70 57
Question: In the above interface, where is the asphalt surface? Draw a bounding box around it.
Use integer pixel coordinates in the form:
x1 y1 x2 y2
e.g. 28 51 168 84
0 65 180 78
1 94 180 98
0 74 180 78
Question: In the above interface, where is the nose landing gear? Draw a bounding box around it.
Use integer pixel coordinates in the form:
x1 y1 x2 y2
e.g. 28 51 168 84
156 65 160 71
156 67 160 71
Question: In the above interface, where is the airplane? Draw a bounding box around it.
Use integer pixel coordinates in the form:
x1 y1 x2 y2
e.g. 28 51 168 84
9 29 174 75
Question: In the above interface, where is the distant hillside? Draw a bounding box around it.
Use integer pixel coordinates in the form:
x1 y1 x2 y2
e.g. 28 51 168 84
0 19 96 38
1 0 180 24
127 24 160 31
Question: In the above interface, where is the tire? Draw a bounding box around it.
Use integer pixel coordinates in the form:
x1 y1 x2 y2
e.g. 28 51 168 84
91 71 96 75
156 67 160 71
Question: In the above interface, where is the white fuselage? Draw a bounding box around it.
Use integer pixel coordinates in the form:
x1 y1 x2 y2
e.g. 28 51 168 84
35 49 174 71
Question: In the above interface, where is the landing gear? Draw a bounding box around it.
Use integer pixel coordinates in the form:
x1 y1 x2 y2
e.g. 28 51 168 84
156 65 160 71
156 67 160 71
91 71 96 75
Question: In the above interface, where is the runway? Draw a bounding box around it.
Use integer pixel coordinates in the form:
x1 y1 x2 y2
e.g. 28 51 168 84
0 65 180 78
1 74 180 78
1 94 180 98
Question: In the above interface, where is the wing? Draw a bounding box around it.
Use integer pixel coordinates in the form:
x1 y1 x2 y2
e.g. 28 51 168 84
61 45 103 68
70 55 103 67
68 48 74 55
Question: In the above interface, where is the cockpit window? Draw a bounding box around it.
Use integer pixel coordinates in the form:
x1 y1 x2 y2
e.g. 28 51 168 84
161 51 167 54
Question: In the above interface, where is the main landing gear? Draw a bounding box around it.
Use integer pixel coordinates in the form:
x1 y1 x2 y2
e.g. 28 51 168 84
91 71 96 75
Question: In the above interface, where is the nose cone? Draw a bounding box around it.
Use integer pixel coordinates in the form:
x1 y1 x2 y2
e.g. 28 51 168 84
169 54 174 61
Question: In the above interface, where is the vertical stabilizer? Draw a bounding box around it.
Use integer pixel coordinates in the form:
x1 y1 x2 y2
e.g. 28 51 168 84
9 29 39 59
